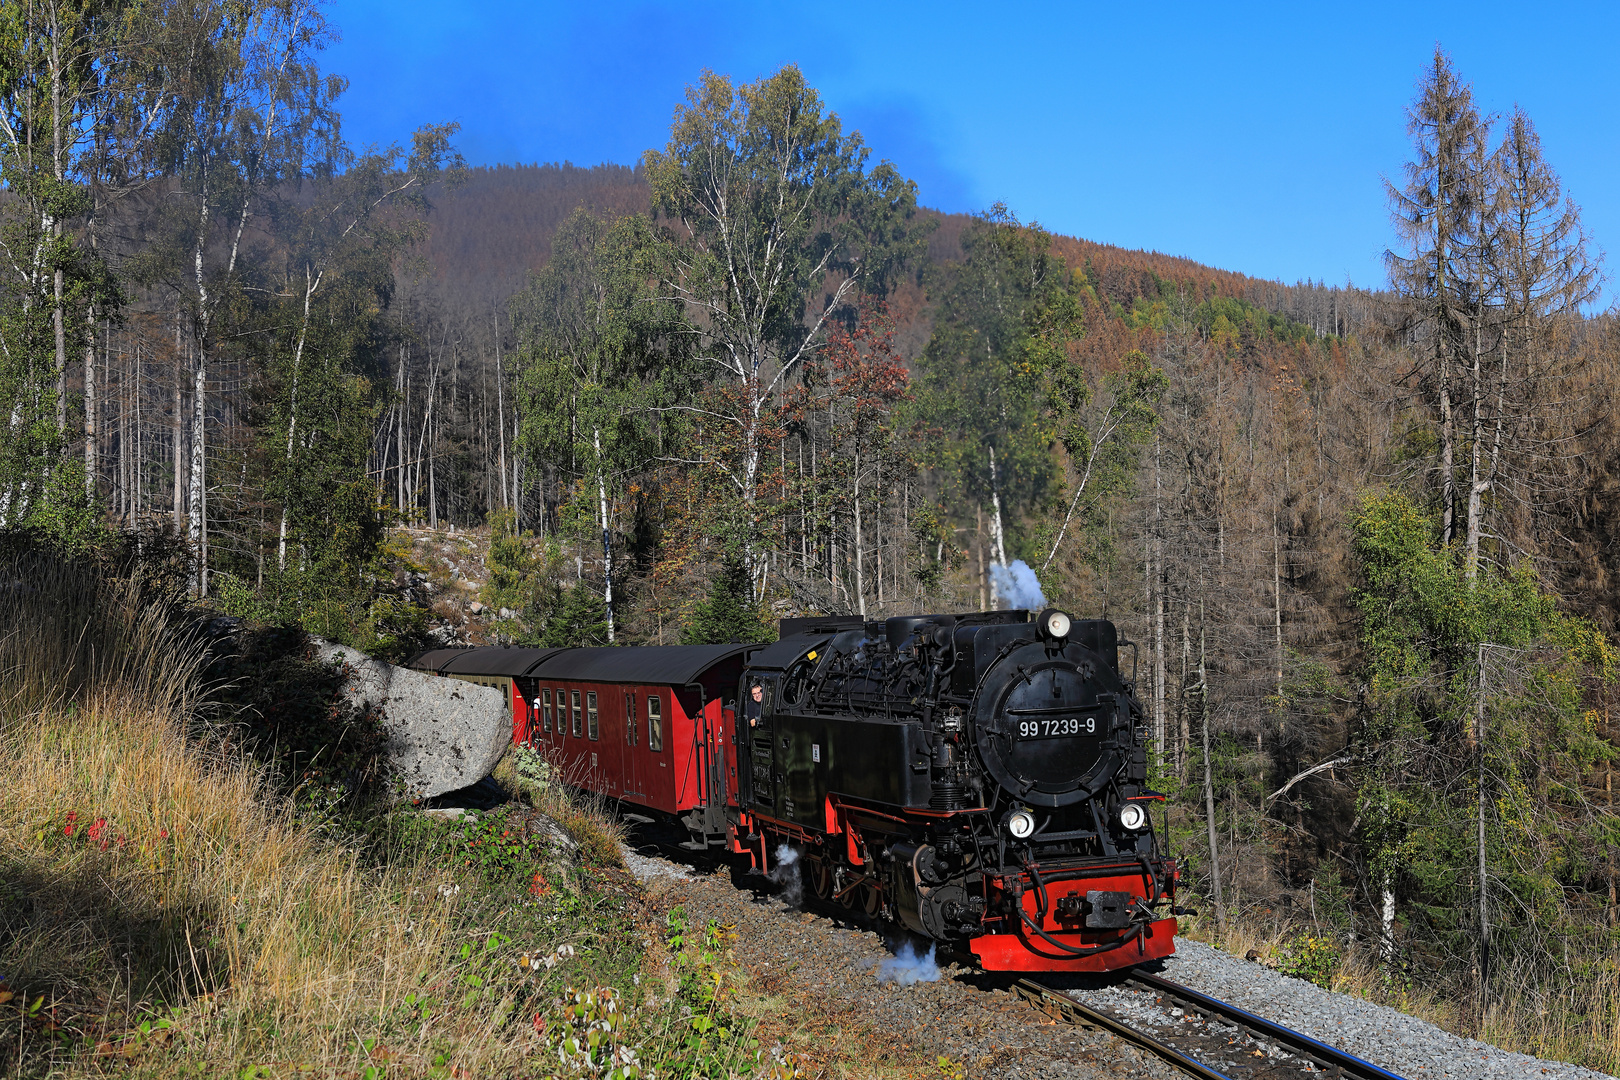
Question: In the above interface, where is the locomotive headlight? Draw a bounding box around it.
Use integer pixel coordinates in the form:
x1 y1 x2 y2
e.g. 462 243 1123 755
1041 609 1072 640
1118 803 1148 831
1006 809 1037 839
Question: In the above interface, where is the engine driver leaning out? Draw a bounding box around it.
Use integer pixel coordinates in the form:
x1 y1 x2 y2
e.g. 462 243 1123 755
745 681 763 727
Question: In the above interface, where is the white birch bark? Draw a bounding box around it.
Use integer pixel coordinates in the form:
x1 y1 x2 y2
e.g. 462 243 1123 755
853 444 866 616
593 427 614 642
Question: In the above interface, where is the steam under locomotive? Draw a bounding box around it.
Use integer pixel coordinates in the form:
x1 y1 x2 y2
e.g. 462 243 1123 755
411 607 1180 973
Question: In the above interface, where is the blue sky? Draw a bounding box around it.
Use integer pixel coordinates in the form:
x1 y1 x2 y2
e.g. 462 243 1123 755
323 1 1620 294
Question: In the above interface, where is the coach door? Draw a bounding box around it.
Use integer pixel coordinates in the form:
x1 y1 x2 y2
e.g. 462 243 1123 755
746 676 778 815
623 689 645 798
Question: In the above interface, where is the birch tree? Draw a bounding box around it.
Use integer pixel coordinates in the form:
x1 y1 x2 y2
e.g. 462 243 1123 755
263 123 460 575
138 0 338 594
0 0 127 526
642 64 927 597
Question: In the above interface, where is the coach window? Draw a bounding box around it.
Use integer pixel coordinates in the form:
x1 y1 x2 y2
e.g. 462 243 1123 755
647 695 663 752
542 688 552 733
586 692 599 740
624 692 637 745
570 690 582 737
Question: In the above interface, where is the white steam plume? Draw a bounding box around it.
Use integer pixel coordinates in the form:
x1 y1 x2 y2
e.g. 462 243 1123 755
989 559 1046 611
877 939 942 985
768 844 802 907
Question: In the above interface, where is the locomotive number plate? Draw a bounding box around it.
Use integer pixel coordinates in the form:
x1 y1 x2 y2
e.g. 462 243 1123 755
1015 716 1096 739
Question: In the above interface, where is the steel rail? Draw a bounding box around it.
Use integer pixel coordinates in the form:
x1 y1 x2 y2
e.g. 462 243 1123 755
1124 969 1407 1080
1013 978 1231 1080
1017 973 1410 1080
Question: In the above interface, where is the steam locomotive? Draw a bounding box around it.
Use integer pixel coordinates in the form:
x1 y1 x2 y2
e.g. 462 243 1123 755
411 607 1179 973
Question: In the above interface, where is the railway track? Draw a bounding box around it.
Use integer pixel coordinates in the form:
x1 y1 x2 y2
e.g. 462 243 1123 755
1015 970 1407 1080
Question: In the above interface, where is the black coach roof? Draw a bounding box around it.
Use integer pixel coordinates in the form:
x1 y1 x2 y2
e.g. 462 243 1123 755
408 647 473 673
526 644 756 685
441 647 570 677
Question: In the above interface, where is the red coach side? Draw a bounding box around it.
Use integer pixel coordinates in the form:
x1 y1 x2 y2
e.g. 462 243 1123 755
523 646 749 824
410 645 751 833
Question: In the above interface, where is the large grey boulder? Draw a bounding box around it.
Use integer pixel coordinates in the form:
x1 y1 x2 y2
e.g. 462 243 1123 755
311 639 508 798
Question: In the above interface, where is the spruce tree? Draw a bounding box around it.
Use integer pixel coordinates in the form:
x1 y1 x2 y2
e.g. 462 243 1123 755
681 555 769 645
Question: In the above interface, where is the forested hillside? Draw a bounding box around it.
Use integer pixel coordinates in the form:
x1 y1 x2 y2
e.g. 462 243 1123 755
1 6 1616 1069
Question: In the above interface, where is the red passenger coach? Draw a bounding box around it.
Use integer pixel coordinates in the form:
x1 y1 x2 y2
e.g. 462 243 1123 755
410 644 750 837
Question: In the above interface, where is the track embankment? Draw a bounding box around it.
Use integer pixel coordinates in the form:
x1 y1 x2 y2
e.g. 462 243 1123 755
621 836 1617 1080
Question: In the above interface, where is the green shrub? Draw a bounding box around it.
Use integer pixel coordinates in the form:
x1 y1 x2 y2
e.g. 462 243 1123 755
1278 933 1342 988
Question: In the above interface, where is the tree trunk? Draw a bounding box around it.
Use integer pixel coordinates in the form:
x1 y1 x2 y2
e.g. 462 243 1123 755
594 428 615 642
132 346 141 525
173 341 184 531
84 309 97 496
190 333 207 595
1273 518 1285 701
50 20 66 437
117 366 127 519
1465 321 1486 579
976 504 987 610
987 444 1007 572
1476 644 1490 1004
853 444 866 617
495 309 508 509
1382 881 1397 961
1153 433 1165 756
1179 603 1191 774
1199 610 1226 934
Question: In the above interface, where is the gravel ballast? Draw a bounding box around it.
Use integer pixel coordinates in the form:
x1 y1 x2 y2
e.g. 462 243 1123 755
1088 939 1616 1080
619 836 1613 1080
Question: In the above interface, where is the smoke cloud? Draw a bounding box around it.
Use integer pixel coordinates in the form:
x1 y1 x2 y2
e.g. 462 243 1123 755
877 939 942 985
990 559 1047 611
768 844 802 907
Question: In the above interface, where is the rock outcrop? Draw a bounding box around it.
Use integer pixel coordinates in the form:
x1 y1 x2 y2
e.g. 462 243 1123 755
310 639 508 798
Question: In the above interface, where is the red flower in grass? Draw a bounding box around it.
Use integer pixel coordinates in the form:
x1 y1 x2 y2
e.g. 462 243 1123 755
87 817 106 842
159 828 169 840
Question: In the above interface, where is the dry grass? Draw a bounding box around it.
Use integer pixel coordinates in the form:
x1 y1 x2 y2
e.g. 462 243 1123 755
0 546 649 1077
1178 907 1620 1075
